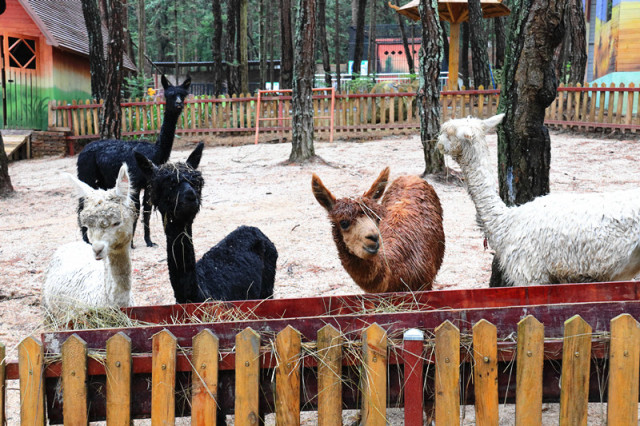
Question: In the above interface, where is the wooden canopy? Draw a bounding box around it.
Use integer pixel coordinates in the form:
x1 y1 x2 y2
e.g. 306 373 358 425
389 0 510 24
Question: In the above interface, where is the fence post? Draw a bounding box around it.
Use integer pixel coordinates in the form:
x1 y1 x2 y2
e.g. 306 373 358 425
192 329 219 425
19 337 45 426
435 320 460 426
515 315 544 425
317 324 343 426
607 314 640 426
403 328 424 426
106 332 132 425
276 325 302 425
235 327 261 426
151 329 177 424
362 323 388 426
62 334 88 423
559 315 592 426
472 319 498 425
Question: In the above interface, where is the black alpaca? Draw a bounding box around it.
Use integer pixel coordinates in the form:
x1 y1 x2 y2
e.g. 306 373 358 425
134 143 278 303
76 75 191 247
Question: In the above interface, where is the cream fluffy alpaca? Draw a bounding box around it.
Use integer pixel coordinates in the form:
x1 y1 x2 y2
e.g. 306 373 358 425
43 164 136 319
437 114 640 285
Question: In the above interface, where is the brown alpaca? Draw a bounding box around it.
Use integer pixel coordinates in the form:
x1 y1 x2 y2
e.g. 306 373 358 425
312 167 445 293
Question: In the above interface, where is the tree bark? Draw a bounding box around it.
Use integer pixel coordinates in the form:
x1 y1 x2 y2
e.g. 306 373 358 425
440 20 449 76
239 0 249 94
290 0 317 163
417 0 444 176
492 0 567 286
352 0 367 77
259 0 267 90
468 0 492 88
80 0 105 101
367 0 376 76
566 0 587 84
461 21 470 88
0 132 13 197
225 0 239 95
395 1 415 75
317 0 332 87
334 0 341 92
212 0 224 95
100 0 125 139
494 16 506 69
137 0 146 79
280 0 294 89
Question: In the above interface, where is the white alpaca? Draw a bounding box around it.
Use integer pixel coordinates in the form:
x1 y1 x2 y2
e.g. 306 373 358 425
437 113 640 285
43 164 136 319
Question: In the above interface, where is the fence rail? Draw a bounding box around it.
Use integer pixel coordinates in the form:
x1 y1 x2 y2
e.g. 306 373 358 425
3 281 640 424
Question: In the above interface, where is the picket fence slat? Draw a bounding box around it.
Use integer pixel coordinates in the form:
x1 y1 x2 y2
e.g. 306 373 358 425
19 337 45 426
515 315 544 425
151 329 177 424
192 329 219 425
317 324 343 426
403 329 425 426
607 314 640 426
473 319 498 426
362 323 387 426
276 325 302 425
62 334 88 423
106 332 132 425
559 315 592 426
235 327 261 426
435 320 460 426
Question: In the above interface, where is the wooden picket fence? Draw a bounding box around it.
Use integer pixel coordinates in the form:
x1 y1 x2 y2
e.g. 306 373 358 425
3 281 640 424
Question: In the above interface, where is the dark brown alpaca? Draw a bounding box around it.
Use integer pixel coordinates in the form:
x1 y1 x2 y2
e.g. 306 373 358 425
312 167 445 293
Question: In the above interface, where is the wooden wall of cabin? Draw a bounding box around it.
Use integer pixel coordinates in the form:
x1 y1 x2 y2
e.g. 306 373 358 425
51 49 92 104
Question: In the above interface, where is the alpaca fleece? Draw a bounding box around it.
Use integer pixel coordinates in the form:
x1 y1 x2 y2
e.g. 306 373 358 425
135 144 278 303
437 114 640 285
43 165 136 320
313 168 445 293
76 76 191 247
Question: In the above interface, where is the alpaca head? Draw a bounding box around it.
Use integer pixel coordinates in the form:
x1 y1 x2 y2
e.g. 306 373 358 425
135 142 205 223
437 113 505 160
312 168 390 259
68 164 135 260
161 75 192 114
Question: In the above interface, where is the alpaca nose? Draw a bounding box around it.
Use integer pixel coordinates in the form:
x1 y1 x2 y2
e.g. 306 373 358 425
367 234 379 244
364 234 380 254
92 241 107 260
184 187 197 203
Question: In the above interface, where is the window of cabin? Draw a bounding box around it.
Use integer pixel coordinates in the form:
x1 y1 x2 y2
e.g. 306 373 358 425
606 0 613 22
8 37 36 70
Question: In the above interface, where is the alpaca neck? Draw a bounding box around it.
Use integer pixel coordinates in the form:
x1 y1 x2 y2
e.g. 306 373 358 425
164 217 199 303
457 141 508 243
153 108 181 165
104 245 132 295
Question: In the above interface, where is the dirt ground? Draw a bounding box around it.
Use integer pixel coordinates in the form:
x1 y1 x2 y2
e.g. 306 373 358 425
1 127 640 424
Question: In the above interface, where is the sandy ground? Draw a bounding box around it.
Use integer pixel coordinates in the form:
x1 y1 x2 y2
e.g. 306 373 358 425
1 128 640 424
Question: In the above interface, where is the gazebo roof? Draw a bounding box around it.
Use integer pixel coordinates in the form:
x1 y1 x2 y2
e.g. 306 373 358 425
389 0 510 23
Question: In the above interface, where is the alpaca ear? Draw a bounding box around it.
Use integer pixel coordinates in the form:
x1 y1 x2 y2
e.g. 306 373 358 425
311 174 336 211
186 142 204 169
182 76 192 90
66 173 96 198
115 164 131 202
134 151 157 181
161 74 170 90
483 113 505 131
363 167 390 200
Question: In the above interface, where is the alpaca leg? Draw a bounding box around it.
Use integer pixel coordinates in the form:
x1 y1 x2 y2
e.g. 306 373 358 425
77 197 90 244
142 189 156 247
130 193 141 249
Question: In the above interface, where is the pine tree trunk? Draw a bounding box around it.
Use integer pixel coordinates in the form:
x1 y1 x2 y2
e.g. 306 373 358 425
417 0 444 176
566 0 587 84
352 0 367 77
440 21 449 76
317 0 332 87
0 132 13 197
259 0 267 90
225 0 239 95
290 0 317 163
395 1 415 75
212 0 223 95
468 0 491 88
137 0 146 80
367 0 376 76
334 0 341 92
494 16 505 69
100 0 124 139
492 0 566 286
239 0 249 94
280 0 294 89
461 22 470 87
80 0 105 101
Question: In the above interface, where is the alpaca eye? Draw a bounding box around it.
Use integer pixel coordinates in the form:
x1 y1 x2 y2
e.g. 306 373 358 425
112 221 121 227
339 220 350 230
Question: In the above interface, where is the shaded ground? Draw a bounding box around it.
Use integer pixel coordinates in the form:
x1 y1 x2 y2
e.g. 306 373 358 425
1 129 639 424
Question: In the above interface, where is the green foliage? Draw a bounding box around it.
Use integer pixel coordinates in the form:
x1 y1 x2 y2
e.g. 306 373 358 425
343 75 375 93
124 74 155 99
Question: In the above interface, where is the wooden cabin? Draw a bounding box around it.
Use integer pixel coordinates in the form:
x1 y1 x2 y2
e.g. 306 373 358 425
0 0 135 130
